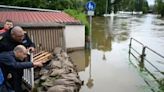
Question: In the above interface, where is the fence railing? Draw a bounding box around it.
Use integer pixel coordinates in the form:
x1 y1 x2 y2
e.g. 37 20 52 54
129 38 164 85
22 52 34 89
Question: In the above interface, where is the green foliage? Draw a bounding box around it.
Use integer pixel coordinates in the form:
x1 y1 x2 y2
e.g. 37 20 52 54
0 0 47 8
64 9 89 36
0 0 150 16
159 78 164 92
119 0 149 13
93 0 150 14
0 0 85 10
129 0 136 11
155 0 164 17
142 1 149 13
46 0 73 10
93 0 107 15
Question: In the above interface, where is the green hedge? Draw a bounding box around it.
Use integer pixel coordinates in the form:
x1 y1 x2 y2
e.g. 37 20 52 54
64 9 89 36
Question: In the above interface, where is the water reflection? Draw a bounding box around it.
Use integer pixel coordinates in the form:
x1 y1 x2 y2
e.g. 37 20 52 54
92 16 131 50
68 50 90 71
86 56 94 89
111 16 130 42
68 50 94 89
92 17 112 52
69 14 164 92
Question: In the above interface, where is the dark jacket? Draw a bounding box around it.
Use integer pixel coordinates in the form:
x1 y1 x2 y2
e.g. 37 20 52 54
0 29 35 52
0 29 35 92
0 51 33 92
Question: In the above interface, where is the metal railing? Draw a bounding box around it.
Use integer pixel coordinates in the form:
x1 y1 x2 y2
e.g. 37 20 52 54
22 52 34 89
129 38 164 85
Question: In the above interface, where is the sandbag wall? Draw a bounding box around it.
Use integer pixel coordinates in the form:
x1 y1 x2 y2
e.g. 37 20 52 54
34 47 83 92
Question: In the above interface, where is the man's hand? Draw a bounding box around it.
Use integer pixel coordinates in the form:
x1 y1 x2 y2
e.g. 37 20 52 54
7 73 12 79
33 62 43 67
27 47 35 53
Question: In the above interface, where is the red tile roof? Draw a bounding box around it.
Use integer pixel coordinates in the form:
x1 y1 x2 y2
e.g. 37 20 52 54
0 11 81 26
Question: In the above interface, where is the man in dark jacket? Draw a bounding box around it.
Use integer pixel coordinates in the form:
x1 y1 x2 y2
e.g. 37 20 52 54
0 45 42 92
0 26 36 92
0 26 35 52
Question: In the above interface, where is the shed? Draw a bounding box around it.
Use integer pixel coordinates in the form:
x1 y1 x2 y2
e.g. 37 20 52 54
0 5 85 51
0 11 66 52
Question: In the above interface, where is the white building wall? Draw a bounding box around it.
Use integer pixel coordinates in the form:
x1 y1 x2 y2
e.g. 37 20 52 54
64 25 85 49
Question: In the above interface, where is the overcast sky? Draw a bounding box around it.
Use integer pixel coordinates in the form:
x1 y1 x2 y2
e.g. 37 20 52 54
147 0 155 5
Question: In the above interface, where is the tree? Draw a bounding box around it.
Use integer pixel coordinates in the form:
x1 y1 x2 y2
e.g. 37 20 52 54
142 0 149 13
129 0 136 12
113 0 121 13
93 0 107 15
117 0 149 13
155 0 164 17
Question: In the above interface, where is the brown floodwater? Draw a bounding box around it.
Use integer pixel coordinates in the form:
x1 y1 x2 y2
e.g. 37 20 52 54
69 14 164 92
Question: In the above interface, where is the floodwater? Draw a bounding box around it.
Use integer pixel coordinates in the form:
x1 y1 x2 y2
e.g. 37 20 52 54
69 14 164 92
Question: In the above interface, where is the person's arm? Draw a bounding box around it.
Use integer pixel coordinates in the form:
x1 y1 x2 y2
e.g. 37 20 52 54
0 54 42 69
25 34 35 48
24 34 35 52
5 56 33 69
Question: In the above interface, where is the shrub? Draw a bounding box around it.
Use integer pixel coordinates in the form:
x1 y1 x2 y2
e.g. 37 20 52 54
64 9 90 36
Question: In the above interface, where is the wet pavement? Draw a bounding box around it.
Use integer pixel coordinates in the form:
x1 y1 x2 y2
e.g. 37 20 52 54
69 14 164 92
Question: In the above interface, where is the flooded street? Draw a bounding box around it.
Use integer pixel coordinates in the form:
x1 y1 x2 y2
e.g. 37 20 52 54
69 14 164 92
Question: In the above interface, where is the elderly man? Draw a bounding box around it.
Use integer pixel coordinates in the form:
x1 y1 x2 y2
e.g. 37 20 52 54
0 19 13 34
0 45 42 92
0 25 35 70
0 26 35 52
0 26 36 92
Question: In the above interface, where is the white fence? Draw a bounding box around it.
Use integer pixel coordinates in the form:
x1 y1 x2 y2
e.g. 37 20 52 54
22 53 34 89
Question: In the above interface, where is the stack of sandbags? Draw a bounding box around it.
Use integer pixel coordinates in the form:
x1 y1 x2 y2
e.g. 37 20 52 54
35 47 83 92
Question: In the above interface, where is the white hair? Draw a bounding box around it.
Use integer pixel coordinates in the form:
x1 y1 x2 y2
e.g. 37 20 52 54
13 45 26 53
11 26 24 35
